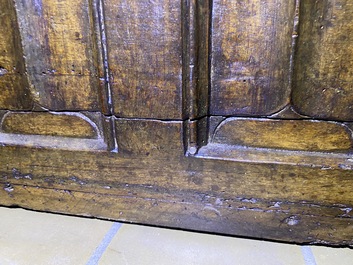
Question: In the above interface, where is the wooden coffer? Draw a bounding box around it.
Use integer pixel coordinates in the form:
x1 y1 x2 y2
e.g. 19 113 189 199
1 0 353 246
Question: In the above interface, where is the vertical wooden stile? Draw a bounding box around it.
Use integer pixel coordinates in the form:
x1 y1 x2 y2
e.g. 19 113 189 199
184 0 210 155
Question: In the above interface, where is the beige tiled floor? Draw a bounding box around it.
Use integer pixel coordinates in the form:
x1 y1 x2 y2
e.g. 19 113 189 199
0 207 351 265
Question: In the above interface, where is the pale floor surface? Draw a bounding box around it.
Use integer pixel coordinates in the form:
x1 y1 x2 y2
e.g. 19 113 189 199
0 207 351 265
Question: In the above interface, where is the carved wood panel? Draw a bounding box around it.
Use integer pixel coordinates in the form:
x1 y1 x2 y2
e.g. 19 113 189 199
293 0 353 121
0 0 353 246
104 0 183 119
0 0 32 110
192 0 353 172
210 0 295 116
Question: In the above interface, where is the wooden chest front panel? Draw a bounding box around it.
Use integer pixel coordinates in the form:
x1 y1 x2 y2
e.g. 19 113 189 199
0 0 352 246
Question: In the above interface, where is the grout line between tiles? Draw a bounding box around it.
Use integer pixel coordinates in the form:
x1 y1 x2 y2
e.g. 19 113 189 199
301 246 317 265
86 222 122 265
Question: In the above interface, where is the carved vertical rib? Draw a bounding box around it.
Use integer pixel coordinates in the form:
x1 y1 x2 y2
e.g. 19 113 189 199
289 0 301 91
183 0 210 119
182 0 196 119
95 0 114 114
183 0 210 155
196 0 211 119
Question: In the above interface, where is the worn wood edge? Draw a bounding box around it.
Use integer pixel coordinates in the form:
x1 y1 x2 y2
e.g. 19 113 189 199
184 117 208 156
0 133 107 151
0 183 352 246
268 105 310 120
0 146 352 245
211 117 353 151
0 111 111 151
1 111 99 138
196 143 353 170
0 116 352 246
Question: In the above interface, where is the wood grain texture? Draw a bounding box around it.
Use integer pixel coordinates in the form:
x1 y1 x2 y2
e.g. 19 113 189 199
184 0 210 119
1 184 353 246
115 119 184 155
2 0 353 247
0 0 32 110
212 118 352 151
0 140 352 245
182 0 210 154
105 0 183 119
0 112 109 151
14 0 102 110
1 112 98 138
197 143 353 170
293 0 353 121
210 0 295 116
